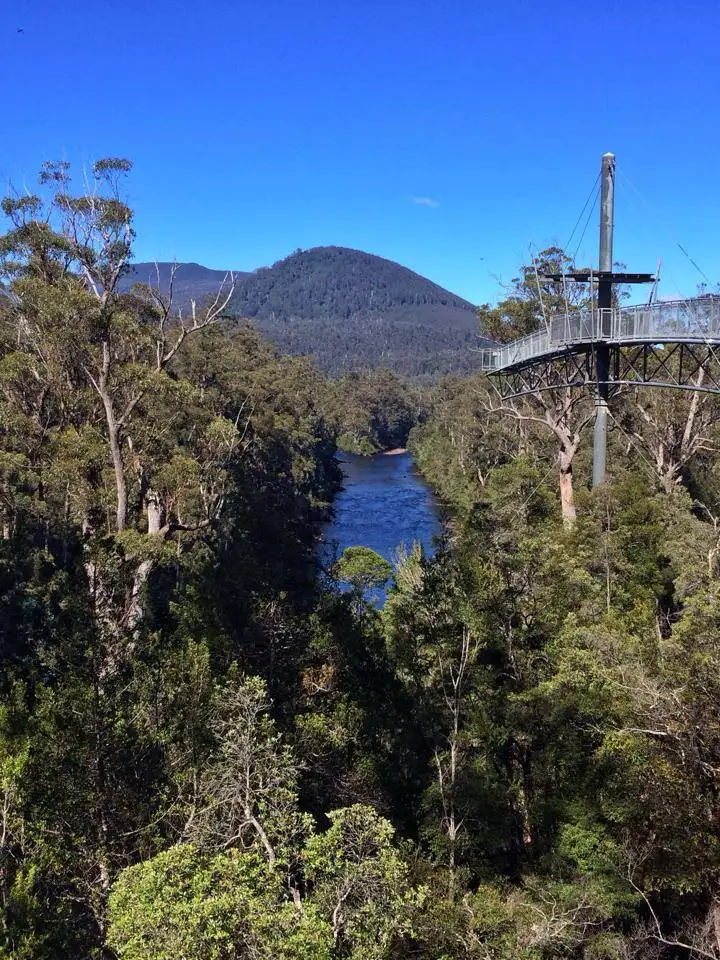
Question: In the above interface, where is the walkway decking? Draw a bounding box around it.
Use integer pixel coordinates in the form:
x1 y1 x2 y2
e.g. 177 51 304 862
479 296 720 372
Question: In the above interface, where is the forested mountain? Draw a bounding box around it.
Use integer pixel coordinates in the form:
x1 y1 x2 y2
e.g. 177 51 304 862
231 246 484 378
126 248 487 379
230 245 475 322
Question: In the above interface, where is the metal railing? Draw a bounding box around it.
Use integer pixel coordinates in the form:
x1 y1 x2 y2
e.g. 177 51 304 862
480 296 720 371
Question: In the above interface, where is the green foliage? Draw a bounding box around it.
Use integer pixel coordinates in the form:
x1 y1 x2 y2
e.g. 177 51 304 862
329 367 426 454
304 804 423 958
189 674 313 864
337 431 379 455
333 546 393 594
107 844 332 960
5 157 720 960
0 159 342 957
477 247 589 343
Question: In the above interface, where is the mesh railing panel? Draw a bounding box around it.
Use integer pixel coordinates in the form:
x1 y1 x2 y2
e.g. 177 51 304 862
480 296 720 371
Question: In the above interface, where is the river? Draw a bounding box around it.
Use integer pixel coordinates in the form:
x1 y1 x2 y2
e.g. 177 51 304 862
320 451 441 594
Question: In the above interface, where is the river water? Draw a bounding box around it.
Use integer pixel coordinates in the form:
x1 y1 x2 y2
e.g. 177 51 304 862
320 451 441 583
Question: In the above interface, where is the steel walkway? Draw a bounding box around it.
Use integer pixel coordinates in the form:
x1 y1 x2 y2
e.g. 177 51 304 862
479 296 720 373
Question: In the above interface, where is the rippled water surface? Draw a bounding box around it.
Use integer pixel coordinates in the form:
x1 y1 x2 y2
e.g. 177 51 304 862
320 451 441 569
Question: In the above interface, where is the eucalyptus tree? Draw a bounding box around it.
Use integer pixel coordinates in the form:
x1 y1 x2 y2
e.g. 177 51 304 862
0 159 244 950
617 368 720 494
0 159 238 630
478 247 594 527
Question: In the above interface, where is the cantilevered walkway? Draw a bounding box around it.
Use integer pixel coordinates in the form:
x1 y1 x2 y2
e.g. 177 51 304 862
480 295 720 399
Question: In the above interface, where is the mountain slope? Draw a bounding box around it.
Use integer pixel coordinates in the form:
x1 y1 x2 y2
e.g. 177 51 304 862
231 246 475 323
229 247 484 378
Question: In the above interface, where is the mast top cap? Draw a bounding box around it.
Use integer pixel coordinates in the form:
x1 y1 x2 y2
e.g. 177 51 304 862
603 152 615 159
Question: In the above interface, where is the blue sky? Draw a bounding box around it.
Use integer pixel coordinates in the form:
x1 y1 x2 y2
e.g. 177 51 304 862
2 0 719 304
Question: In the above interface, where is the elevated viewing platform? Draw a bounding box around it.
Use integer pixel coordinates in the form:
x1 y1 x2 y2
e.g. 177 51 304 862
479 296 720 373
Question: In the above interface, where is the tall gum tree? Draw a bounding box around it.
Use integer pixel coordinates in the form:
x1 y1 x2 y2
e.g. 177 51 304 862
0 159 239 919
619 365 720 494
478 248 594 527
0 160 237 629
485 386 593 528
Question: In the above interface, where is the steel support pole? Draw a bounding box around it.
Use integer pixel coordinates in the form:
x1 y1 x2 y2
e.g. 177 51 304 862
592 344 610 485
592 152 615 487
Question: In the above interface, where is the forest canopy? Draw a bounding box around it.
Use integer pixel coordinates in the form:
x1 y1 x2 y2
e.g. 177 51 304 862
2 160 720 960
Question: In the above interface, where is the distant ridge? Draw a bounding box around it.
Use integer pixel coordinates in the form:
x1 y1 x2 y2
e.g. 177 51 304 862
123 247 486 379
119 262 246 307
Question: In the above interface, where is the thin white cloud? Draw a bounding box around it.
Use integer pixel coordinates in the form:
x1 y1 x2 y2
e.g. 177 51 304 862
411 196 440 208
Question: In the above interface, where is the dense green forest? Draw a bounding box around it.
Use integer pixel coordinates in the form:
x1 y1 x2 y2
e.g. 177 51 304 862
231 246 475 322
2 161 720 960
236 246 485 379
329 369 426 454
250 308 483 381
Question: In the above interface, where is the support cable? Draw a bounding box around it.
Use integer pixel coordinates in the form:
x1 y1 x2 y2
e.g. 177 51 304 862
530 244 550 335
606 408 662 480
677 243 711 286
505 460 559 526
616 176 686 299
571 182 600 264
565 172 601 253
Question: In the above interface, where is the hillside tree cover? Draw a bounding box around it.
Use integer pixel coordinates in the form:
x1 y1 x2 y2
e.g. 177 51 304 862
408 361 720 958
227 246 486 380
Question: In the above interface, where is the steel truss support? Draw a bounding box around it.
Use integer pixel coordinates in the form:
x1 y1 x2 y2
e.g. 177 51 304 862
492 342 720 400
492 348 594 398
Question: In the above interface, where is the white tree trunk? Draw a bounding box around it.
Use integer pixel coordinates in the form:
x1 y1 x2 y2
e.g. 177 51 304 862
559 447 576 528
127 491 164 633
